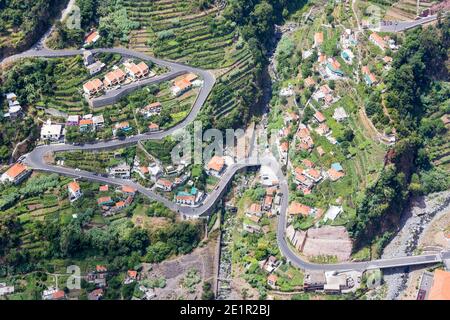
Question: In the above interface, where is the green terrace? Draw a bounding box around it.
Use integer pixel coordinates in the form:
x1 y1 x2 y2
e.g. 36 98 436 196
125 0 239 69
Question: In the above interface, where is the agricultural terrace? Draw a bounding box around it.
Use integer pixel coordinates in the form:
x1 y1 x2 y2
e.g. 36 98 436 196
0 170 204 299
357 0 439 21
125 0 238 69
55 147 136 174
2 53 122 115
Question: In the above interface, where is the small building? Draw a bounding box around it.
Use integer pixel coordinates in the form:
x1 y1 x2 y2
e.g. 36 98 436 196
0 283 14 296
156 178 173 191
92 115 105 128
42 287 66 300
142 102 162 117
206 155 225 177
267 274 278 288
88 288 104 301
148 122 160 132
323 205 343 222
124 270 138 284
288 202 312 216
41 120 63 141
124 61 150 80
1 163 31 185
122 185 137 195
427 270 450 300
304 168 322 183
175 192 196 206
369 32 386 51
104 69 126 87
171 78 192 97
97 196 113 206
313 32 324 48
87 61 106 76
68 181 82 202
66 115 80 126
99 185 109 192
83 50 95 66
83 78 104 96
85 30 100 45
109 163 131 179
263 195 273 211
79 118 93 132
247 203 263 218
304 271 326 291
333 107 348 122
115 121 132 133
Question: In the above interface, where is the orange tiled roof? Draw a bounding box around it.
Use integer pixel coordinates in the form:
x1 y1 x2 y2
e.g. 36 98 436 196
79 119 93 126
99 185 109 192
148 122 159 130
428 270 450 300
68 181 80 193
314 32 324 45
288 202 312 216
174 79 192 90
249 203 262 214
5 163 27 179
207 156 225 172
85 31 99 44
122 185 136 193
185 73 198 82
127 270 138 279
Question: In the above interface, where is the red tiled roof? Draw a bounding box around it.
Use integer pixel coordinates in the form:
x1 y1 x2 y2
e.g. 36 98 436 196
4 163 27 179
288 202 312 216
207 156 225 172
68 181 80 193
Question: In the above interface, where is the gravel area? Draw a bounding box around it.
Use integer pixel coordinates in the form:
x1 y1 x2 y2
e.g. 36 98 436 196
381 190 450 300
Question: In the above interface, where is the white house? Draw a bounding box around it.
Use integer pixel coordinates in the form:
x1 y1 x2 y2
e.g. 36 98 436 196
109 163 131 179
0 163 30 185
68 181 82 202
41 120 63 141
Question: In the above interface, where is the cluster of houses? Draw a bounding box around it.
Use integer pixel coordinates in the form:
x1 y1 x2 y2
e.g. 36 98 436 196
66 113 105 132
84 30 100 46
97 184 137 216
311 84 339 108
3 93 23 120
313 32 346 80
83 60 152 97
243 186 282 234
170 73 202 97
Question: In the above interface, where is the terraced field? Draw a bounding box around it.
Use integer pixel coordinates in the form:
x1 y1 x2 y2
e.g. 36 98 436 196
37 53 122 114
208 47 258 123
125 0 237 69
365 0 437 21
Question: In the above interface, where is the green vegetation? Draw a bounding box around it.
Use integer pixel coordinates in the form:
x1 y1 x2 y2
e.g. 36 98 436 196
1 54 121 115
0 172 203 284
349 18 450 248
0 0 67 58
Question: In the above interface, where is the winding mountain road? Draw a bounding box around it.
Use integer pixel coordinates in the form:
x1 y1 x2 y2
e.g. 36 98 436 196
4 44 448 273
